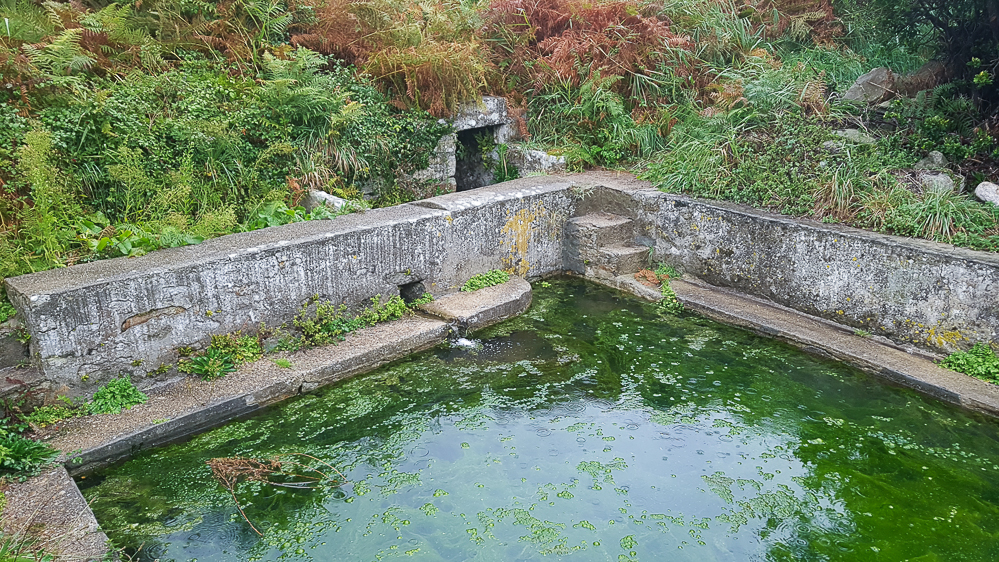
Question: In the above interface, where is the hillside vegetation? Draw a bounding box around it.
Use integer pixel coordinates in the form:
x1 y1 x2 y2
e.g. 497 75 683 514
0 0 997 296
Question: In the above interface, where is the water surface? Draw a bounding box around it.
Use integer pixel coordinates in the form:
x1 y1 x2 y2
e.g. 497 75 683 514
83 280 999 561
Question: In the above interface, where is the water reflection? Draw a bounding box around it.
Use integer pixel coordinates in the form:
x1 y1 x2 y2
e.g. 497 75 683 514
84 280 999 561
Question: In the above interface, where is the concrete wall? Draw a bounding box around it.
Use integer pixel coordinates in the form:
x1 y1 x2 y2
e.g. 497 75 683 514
572 174 999 354
6 172 999 397
5 179 573 395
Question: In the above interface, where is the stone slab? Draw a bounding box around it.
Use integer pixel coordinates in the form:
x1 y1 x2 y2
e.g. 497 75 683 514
418 277 532 333
0 466 108 561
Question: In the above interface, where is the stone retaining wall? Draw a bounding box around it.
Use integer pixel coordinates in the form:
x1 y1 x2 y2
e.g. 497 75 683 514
6 180 572 396
574 175 999 354
6 172 999 397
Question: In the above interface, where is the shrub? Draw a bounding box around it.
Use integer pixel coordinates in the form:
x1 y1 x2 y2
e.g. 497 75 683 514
179 331 261 381
461 270 510 292
24 404 79 428
88 376 148 415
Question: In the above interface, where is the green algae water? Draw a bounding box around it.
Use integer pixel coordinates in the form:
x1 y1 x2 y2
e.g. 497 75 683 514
83 280 999 561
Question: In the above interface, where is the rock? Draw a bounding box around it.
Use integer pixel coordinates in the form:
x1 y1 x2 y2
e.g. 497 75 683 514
505 146 566 176
975 182 999 206
832 129 876 144
914 150 948 170
896 61 950 97
920 172 955 193
821 140 844 153
843 67 896 104
303 190 348 212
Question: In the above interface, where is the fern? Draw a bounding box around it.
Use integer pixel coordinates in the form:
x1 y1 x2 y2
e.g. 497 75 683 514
24 28 94 77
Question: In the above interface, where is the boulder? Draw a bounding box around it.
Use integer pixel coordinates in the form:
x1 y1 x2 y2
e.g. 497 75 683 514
920 172 956 193
505 146 566 176
896 61 950 97
844 67 896 104
975 181 999 206
914 150 948 170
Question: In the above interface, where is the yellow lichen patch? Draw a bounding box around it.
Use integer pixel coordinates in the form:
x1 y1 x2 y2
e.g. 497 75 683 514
501 206 541 277
925 327 966 348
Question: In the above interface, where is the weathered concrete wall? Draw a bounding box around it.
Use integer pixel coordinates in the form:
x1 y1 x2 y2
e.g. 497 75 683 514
5 178 574 396
7 171 999 397
573 173 999 354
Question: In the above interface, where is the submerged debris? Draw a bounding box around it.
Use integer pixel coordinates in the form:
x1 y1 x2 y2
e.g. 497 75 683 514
207 453 347 535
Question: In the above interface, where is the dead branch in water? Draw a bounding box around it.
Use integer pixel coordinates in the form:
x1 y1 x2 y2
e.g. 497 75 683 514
207 454 347 535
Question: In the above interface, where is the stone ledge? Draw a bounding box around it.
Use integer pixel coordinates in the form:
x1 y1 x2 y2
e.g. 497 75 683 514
670 278 999 419
418 277 532 333
45 315 449 475
0 466 108 561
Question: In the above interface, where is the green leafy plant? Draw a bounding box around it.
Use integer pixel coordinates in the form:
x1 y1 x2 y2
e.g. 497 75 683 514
88 376 148 415
941 342 999 382
293 293 426 347
654 263 684 315
24 404 78 428
461 270 510 292
179 331 261 381
181 348 237 381
0 300 16 324
0 430 58 478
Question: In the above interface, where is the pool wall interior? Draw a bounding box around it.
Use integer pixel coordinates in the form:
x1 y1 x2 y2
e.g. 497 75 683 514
6 172 998 399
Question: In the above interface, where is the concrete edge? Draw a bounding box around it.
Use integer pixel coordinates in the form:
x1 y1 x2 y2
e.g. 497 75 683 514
1 466 108 561
65 282 535 475
669 278 999 419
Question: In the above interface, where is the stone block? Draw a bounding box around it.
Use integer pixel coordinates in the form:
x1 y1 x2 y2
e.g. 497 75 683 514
418 277 532 333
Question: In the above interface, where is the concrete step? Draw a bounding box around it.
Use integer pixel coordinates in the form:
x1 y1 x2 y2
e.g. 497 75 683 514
565 212 634 247
595 244 649 276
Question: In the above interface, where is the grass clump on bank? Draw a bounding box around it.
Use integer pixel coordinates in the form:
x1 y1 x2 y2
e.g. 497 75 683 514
461 270 510 292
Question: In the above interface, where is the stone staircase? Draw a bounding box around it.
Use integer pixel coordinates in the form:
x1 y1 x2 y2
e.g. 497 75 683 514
564 212 651 285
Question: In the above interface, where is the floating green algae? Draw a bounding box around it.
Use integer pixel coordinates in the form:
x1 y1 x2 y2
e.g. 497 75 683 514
83 279 999 561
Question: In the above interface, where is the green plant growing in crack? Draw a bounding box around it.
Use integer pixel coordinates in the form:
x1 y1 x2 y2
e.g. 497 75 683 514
654 263 683 315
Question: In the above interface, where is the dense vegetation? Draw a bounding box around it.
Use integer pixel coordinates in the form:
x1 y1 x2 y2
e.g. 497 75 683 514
0 0 997 288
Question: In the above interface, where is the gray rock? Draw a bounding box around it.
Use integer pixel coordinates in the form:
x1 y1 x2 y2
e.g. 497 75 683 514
506 146 566 175
832 129 876 144
975 181 999 206
821 140 844 153
914 150 948 170
411 133 457 185
303 190 348 212
844 67 896 104
920 172 955 193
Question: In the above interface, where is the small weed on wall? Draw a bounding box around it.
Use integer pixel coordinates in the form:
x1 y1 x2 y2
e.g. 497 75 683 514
461 270 510 292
